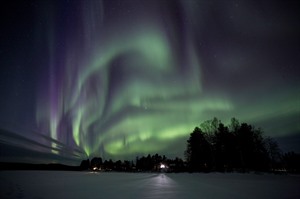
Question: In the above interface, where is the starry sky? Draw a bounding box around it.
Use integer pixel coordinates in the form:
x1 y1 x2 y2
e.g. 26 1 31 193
0 0 299 165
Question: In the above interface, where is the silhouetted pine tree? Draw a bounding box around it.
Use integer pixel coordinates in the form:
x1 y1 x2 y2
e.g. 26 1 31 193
214 123 237 171
265 136 282 170
185 127 212 172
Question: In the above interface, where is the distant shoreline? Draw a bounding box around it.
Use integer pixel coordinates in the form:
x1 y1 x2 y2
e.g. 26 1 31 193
0 162 83 171
0 162 293 176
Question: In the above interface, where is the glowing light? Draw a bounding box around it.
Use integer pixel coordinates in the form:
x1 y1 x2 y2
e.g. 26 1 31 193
36 1 235 159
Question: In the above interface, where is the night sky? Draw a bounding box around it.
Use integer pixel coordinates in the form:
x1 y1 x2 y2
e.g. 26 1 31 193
0 0 299 165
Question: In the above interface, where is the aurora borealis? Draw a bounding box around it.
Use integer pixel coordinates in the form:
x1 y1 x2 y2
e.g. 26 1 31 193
0 0 299 164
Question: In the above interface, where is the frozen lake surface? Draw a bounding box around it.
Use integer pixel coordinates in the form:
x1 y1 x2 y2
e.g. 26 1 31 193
1 171 299 199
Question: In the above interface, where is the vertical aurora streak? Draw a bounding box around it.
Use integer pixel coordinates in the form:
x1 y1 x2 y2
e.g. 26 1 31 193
35 0 233 159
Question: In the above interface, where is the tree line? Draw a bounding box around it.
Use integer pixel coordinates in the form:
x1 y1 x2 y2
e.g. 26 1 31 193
186 117 279 172
81 117 299 173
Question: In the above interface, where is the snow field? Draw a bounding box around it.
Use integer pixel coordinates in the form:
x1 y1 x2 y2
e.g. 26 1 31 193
0 171 299 199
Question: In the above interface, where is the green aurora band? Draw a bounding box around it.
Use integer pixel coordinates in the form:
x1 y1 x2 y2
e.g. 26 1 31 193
34 1 299 160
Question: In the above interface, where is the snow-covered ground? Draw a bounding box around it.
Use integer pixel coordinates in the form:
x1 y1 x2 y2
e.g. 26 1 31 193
0 171 299 199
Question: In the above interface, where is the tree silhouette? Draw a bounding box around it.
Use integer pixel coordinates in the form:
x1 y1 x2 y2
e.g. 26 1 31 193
265 136 282 170
235 124 268 171
80 117 290 173
80 159 90 170
185 127 212 172
90 157 102 169
214 123 237 171
186 117 276 172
